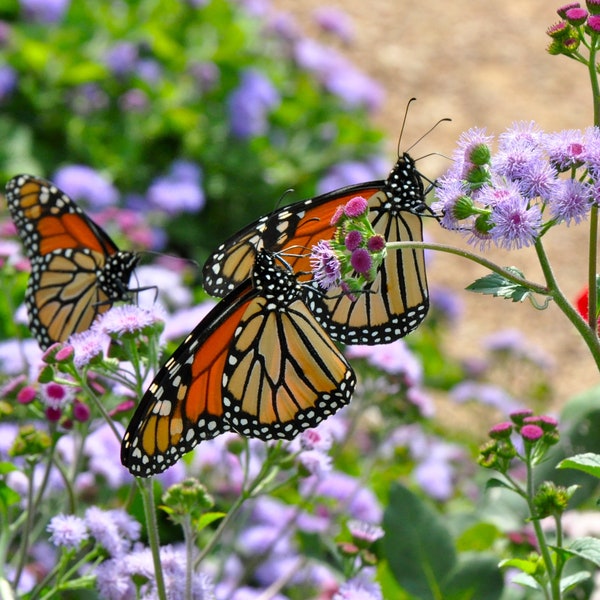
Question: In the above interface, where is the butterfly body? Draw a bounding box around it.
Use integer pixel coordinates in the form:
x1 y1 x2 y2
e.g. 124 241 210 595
122 250 355 476
5 174 139 349
203 153 430 345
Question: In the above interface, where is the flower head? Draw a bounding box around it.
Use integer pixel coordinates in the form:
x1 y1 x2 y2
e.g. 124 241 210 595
68 328 110 368
97 305 164 337
47 514 89 549
487 188 542 249
310 240 342 290
53 165 118 208
227 69 280 139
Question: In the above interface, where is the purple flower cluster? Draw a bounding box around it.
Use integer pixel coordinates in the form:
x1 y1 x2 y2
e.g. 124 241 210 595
433 123 600 250
310 195 386 298
146 160 206 215
227 68 280 139
53 165 119 209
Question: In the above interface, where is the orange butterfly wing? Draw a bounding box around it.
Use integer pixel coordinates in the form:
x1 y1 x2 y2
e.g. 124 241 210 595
122 251 355 477
203 154 430 344
5 175 139 349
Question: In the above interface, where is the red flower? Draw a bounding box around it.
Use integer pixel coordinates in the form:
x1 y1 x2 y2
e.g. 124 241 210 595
575 286 600 332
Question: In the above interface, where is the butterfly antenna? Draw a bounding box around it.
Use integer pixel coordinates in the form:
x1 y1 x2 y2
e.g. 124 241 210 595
397 97 418 156
405 117 452 156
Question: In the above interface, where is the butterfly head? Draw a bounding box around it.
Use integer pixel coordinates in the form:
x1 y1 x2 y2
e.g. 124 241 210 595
384 153 429 215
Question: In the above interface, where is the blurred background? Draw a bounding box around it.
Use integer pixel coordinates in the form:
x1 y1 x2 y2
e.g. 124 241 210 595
0 0 596 405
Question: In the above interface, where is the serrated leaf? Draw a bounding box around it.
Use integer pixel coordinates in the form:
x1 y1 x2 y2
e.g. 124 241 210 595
466 268 531 303
567 537 600 567
558 453 600 479
383 482 456 600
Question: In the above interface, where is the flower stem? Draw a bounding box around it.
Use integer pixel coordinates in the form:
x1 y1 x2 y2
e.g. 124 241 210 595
138 478 167 600
386 240 600 371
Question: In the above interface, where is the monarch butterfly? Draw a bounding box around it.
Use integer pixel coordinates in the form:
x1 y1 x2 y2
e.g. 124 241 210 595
121 250 356 476
5 174 140 350
202 153 431 345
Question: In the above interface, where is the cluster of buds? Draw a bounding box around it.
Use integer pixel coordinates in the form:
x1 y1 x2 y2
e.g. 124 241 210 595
547 2 600 56
310 196 386 299
478 409 560 473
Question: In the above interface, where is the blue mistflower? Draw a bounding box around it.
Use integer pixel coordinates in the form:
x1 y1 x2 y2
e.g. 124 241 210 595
53 165 119 208
227 69 280 139
548 178 593 224
47 514 89 549
489 200 542 249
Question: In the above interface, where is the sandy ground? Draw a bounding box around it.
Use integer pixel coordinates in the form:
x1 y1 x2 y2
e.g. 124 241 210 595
272 0 599 403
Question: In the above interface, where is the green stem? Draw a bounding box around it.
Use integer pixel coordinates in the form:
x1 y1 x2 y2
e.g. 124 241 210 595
386 240 550 295
138 478 167 600
587 32 600 126
523 448 559 600
587 205 598 331
387 240 600 371
534 238 600 371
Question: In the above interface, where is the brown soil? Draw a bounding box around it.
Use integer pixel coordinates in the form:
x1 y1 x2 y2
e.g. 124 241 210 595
273 0 599 404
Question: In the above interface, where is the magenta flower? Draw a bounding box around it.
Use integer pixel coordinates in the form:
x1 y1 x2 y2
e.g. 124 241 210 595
489 422 513 439
344 229 363 251
350 247 372 274
344 196 368 217
521 424 544 442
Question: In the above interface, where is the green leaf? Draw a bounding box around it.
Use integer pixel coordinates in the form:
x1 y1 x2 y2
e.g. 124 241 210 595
195 511 226 533
465 268 531 302
383 482 456 600
558 453 600 479
0 462 17 475
484 477 514 492
442 553 504 600
509 572 542 591
560 571 592 593
499 558 538 575
567 537 600 567
0 481 20 511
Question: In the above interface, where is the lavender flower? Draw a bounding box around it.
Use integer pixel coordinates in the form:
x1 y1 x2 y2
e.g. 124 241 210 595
488 195 542 249
147 160 205 215
68 328 110 368
310 240 342 290
436 123 600 250
313 6 355 42
317 157 386 194
85 506 131 557
47 514 89 549
347 519 384 544
104 42 139 77
96 304 164 337
0 65 16 102
227 69 280 139
333 576 382 600
548 178 592 223
20 0 70 23
53 165 119 208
